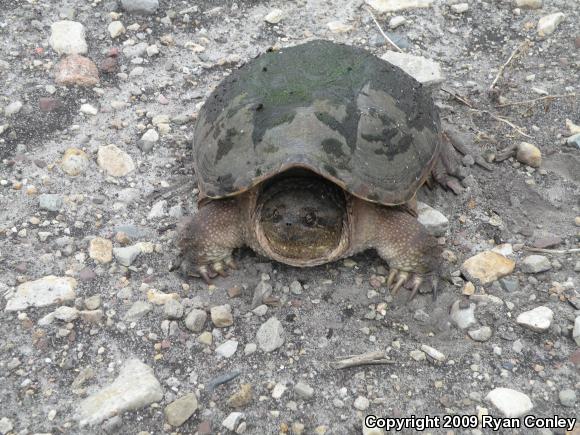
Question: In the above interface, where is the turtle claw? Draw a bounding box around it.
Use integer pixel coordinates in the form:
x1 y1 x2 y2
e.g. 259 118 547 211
224 257 238 270
387 269 438 302
197 265 213 284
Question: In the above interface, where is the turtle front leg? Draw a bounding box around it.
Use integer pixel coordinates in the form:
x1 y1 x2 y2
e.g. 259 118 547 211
370 206 441 301
172 199 244 283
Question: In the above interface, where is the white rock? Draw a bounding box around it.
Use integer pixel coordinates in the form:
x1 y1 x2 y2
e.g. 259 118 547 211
521 255 551 273
537 12 565 36
514 0 542 9
5 101 23 116
97 144 135 177
146 45 159 56
244 343 257 355
148 200 167 219
451 3 469 13
417 202 449 236
380 52 443 86
216 340 238 358
410 349 426 361
366 0 433 12
388 16 407 29
450 300 476 329
272 382 287 399
516 306 553 332
76 359 163 426
5 276 77 311
257 316 285 352
354 396 370 411
53 306 79 322
80 104 98 115
491 243 513 257
113 244 142 266
363 419 386 435
50 21 88 55
108 21 126 39
0 418 13 435
121 0 159 14
420 344 446 362
468 326 492 342
263 9 284 24
327 21 353 33
184 309 207 332
573 317 580 346
222 412 244 431
294 381 314 399
486 388 533 417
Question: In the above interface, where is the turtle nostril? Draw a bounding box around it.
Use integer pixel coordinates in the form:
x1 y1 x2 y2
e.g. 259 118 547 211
286 222 292 226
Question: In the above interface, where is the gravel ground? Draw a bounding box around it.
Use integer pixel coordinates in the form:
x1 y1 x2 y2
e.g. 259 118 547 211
0 0 579 434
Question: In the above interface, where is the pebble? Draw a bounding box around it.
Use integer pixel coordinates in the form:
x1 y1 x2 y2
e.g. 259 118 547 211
164 393 198 427
97 144 135 177
573 317 580 346
139 129 159 152
461 251 515 285
485 388 533 417
380 52 443 86
113 244 142 267
410 350 426 361
514 0 542 9
559 389 576 407
257 317 285 352
0 418 13 434
354 396 370 411
80 103 98 115
75 359 163 426
164 299 184 319
263 9 284 24
61 148 90 176
50 21 88 55
216 340 238 358
531 234 561 249
567 133 580 149
108 21 126 38
211 304 233 327
272 382 287 399
85 295 101 310
468 326 492 342
244 343 257 355
5 276 77 311
123 42 148 59
252 304 268 316
198 331 213 346
327 21 353 33
363 419 386 435
222 412 244 431
147 45 159 56
450 3 469 13
420 344 446 362
388 16 407 29
148 200 167 219
450 300 477 329
121 0 159 14
289 280 303 295
515 142 541 168
521 255 551 273
516 306 553 332
185 309 207 332
4 101 23 116
417 202 449 236
227 383 253 408
294 382 314 399
39 193 63 212
89 237 113 264
124 301 152 321
366 0 433 12
537 12 565 36
147 289 178 305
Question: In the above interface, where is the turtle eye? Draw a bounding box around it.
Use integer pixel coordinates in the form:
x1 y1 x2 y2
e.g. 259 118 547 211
271 209 281 223
304 212 316 227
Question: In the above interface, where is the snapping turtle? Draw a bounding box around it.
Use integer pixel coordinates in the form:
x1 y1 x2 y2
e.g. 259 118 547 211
174 40 469 300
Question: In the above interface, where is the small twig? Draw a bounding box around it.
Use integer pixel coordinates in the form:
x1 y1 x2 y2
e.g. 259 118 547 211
470 109 533 138
496 93 576 108
489 41 528 91
330 350 395 369
523 247 580 255
441 87 474 108
365 7 403 53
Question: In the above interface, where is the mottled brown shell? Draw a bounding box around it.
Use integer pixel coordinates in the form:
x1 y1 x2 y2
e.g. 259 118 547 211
194 40 441 205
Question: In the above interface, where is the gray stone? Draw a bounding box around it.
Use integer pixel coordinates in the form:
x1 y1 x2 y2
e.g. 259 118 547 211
139 129 159 152
420 344 445 362
185 309 207 332
486 388 533 417
165 393 198 426
567 133 580 149
244 343 257 355
294 381 314 399
521 255 551 273
211 304 233 327
215 340 238 358
39 194 63 212
5 276 77 311
417 202 449 236
0 418 13 434
97 144 135 177
500 277 519 292
257 316 285 352
558 389 576 407
148 200 167 219
252 304 268 316
450 300 476 329
124 301 152 321
222 412 244 431
516 306 553 332
113 244 142 266
468 326 492 342
289 280 303 295
537 12 565 36
410 350 426 361
121 0 159 14
164 299 184 319
573 317 580 346
380 52 443 86
5 101 23 116
366 0 433 12
76 359 163 426
354 396 370 411
50 21 88 55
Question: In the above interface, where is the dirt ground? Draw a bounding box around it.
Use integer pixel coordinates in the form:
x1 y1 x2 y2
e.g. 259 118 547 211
0 0 579 434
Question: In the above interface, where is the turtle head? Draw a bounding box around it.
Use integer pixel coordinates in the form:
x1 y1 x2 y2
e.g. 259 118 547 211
257 173 347 261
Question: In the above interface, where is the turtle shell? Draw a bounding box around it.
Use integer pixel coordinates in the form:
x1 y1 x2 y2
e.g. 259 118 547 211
194 40 441 205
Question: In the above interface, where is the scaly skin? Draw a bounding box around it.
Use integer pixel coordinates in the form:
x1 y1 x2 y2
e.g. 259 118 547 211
174 184 440 300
